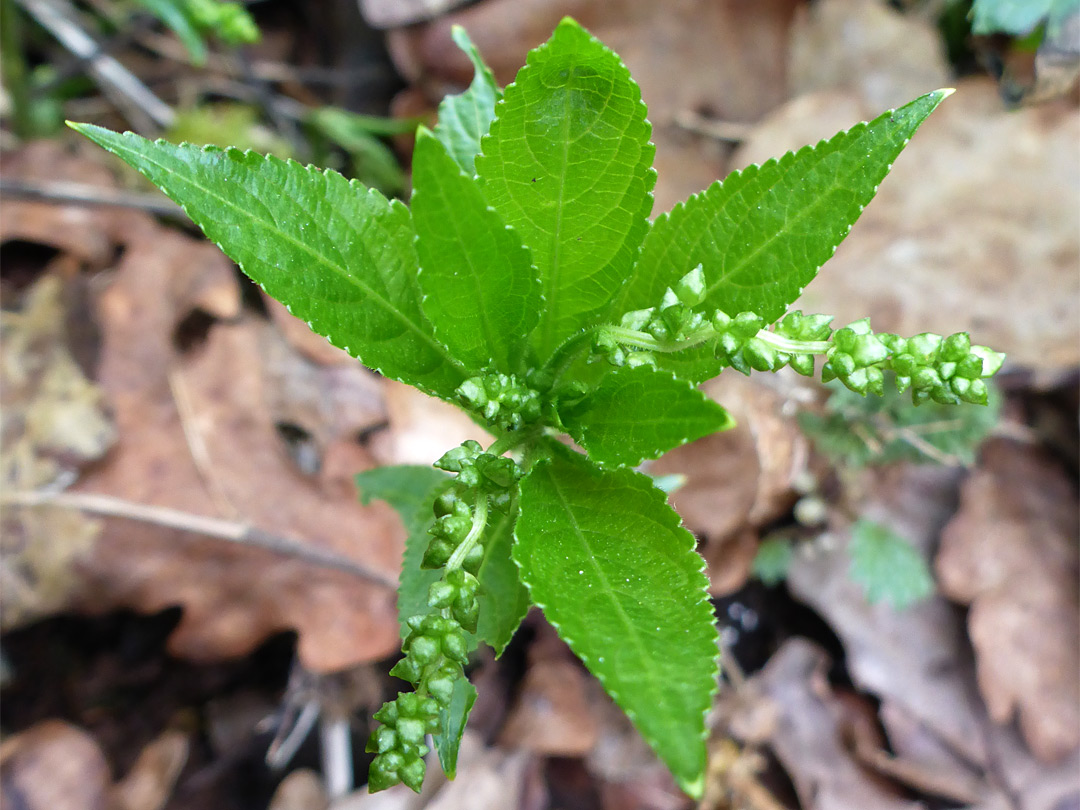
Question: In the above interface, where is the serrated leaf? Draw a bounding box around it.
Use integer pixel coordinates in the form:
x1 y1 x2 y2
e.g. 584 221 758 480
612 91 950 382
560 366 733 467
475 18 655 360
412 129 540 374
476 497 530 656
69 123 468 400
434 26 501 175
136 0 208 64
848 520 934 609
355 465 450 638
514 446 718 797
432 676 476 779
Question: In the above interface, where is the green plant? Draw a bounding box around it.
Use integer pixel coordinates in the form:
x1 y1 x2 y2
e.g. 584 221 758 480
69 18 1004 797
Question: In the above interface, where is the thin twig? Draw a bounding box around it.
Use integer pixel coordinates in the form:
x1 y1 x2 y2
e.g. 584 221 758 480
17 0 175 130
0 177 184 218
674 109 753 143
2 490 398 589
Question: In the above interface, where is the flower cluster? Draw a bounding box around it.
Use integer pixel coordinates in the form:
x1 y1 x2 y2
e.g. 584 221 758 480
365 439 523 792
592 267 1003 406
456 372 542 430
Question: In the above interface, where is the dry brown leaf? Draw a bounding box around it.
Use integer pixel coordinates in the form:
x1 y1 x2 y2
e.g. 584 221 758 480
386 0 800 213
1 275 115 629
499 629 598 756
753 639 914 810
788 0 951 111
269 769 329 810
786 465 991 767
734 78 1080 376
937 440 1080 762
369 379 490 467
108 728 189 810
0 720 112 810
69 221 402 671
0 142 130 267
359 0 471 29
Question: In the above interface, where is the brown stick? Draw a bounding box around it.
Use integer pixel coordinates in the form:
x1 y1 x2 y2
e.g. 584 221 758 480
2 490 398 589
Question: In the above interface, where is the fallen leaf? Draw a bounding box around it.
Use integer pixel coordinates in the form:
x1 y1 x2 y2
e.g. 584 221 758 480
386 0 801 213
499 627 598 756
359 0 472 29
752 639 914 810
0 719 112 810
269 769 328 810
369 379 490 467
69 220 402 671
937 439 1080 762
734 78 1080 376
1 275 114 629
108 727 189 810
788 0 951 111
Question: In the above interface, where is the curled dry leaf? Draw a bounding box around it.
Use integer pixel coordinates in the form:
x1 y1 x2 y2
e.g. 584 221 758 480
0 719 112 810
39 202 402 670
385 0 800 212
937 440 1080 762
499 629 598 757
753 639 914 810
0 274 115 629
735 78 1080 376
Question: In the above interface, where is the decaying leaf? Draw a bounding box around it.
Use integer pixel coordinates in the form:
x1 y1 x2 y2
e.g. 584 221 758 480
1 275 115 629
752 639 914 810
0 720 112 810
937 440 1080 762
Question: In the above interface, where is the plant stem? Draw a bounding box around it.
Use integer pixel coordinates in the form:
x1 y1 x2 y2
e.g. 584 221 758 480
1 0 34 138
755 330 831 355
446 494 488 571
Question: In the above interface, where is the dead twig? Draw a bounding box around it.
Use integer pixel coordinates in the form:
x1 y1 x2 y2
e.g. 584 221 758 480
1 489 398 589
0 177 184 218
16 0 175 130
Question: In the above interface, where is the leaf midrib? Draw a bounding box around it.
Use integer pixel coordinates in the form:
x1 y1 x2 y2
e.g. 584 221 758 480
543 466 682 741
109 135 466 376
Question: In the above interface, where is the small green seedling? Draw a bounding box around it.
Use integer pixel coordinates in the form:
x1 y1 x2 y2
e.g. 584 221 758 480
71 18 1004 798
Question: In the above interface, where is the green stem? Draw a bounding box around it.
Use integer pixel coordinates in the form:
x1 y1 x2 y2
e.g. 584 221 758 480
446 494 488 571
755 331 831 355
487 427 539 458
541 326 602 383
1 0 34 138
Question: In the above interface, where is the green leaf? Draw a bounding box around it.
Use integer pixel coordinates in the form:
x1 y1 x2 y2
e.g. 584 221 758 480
752 537 794 586
69 123 468 400
613 90 950 381
412 129 541 374
434 26 501 175
476 497 530 656
848 520 934 610
475 18 655 360
355 465 450 637
560 366 733 467
432 677 477 779
515 446 718 797
798 377 1000 467
136 0 208 64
